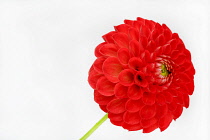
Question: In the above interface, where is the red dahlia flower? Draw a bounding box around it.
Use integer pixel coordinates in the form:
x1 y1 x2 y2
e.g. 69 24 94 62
88 17 195 134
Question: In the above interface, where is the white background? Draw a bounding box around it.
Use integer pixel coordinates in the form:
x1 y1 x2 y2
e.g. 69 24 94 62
0 0 209 140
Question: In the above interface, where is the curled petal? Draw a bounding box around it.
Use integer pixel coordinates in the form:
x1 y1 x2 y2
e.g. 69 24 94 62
113 33 129 48
156 94 166 106
99 105 108 112
122 122 142 131
134 71 148 87
108 112 123 121
143 123 158 133
125 99 144 112
94 90 114 105
174 55 186 65
88 69 103 89
141 117 157 128
94 42 106 57
118 69 135 86
110 120 123 126
127 84 143 100
107 98 127 114
173 104 183 120
140 25 150 37
102 31 116 43
103 57 124 83
142 92 156 105
100 43 118 56
93 57 106 73
164 91 173 103
117 48 130 64
114 24 130 34
139 36 148 48
123 111 140 124
114 83 128 98
156 104 168 118
156 34 165 46
124 19 134 26
129 27 139 41
129 40 142 56
140 104 156 119
96 76 115 96
159 112 173 131
146 40 156 53
183 92 190 108
128 57 143 71
168 99 178 112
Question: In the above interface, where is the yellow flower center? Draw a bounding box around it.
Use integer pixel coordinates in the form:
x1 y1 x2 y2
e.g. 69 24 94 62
161 64 170 76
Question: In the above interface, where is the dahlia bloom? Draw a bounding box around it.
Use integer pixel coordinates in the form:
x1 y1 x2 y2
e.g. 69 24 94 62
88 17 195 133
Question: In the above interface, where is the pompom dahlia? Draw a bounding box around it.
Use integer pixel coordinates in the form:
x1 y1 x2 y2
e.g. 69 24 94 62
88 17 195 133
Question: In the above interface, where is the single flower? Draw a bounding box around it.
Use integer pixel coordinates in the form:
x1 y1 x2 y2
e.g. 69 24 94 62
85 17 195 139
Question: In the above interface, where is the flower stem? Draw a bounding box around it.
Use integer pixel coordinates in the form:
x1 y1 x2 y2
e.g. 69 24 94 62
80 113 108 140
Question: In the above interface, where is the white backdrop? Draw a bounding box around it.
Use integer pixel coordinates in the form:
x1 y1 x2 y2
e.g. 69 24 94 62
0 0 209 140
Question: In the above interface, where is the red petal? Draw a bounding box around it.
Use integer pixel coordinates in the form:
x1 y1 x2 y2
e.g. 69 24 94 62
93 57 106 73
124 19 134 26
102 31 116 43
171 50 179 59
168 99 178 112
141 117 157 128
129 40 143 56
156 104 168 118
103 57 124 83
162 44 171 55
114 83 128 98
164 91 173 103
114 24 130 34
110 119 123 126
123 111 140 124
129 27 139 41
127 84 143 100
156 94 166 106
128 57 143 71
173 104 183 120
140 105 156 119
96 76 115 96
164 29 172 42
117 48 130 64
122 122 142 131
134 71 148 87
99 105 108 112
159 112 173 131
133 21 143 31
146 40 156 53
137 17 145 23
94 90 114 105
107 98 127 114
183 92 189 108
187 81 194 95
118 69 135 86
125 99 144 113
95 42 106 57
88 69 103 89
108 112 123 121
112 33 129 48
99 43 118 57
174 55 186 65
145 20 155 31
139 36 148 48
142 92 156 105
140 25 150 37
143 123 158 133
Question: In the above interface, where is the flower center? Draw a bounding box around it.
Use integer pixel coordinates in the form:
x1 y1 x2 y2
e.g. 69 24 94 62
160 64 171 77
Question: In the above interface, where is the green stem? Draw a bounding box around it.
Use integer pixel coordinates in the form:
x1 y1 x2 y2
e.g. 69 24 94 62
80 113 108 140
